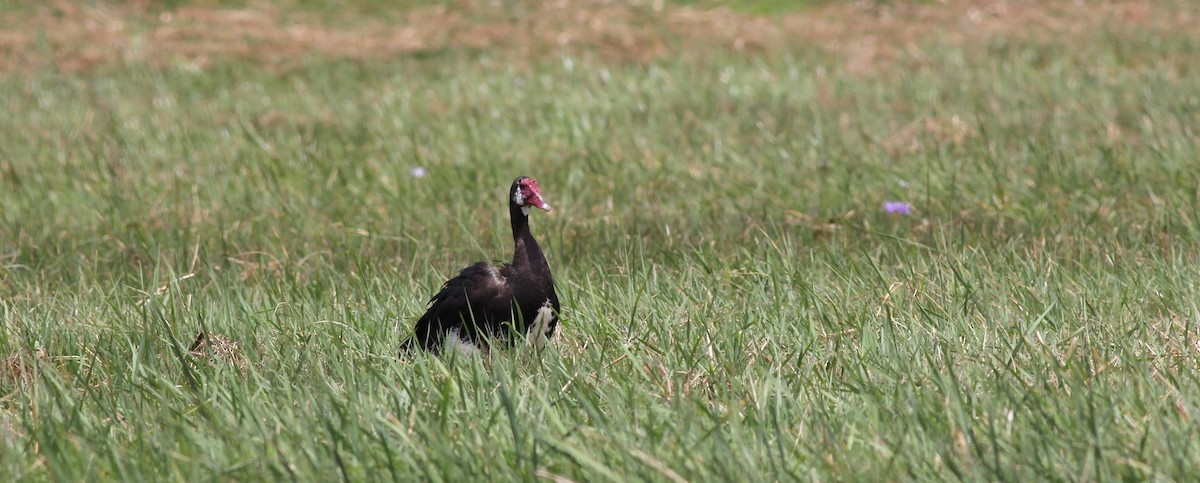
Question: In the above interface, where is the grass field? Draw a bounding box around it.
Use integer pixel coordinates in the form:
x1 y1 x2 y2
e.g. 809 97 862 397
2 0 1199 480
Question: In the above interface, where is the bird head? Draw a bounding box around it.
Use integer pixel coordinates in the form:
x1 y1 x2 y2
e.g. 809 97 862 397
512 176 552 213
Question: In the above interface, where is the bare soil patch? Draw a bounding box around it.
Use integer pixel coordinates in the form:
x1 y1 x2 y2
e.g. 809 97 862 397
0 0 1193 72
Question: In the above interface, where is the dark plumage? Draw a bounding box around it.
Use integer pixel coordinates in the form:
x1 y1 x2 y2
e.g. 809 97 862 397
401 176 560 354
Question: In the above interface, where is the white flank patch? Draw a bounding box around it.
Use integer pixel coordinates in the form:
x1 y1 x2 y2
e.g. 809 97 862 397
445 329 480 356
527 299 555 350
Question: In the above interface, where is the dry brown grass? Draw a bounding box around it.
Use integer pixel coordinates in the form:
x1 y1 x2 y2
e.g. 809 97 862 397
785 0 1196 73
0 0 1194 73
188 331 250 370
0 346 48 388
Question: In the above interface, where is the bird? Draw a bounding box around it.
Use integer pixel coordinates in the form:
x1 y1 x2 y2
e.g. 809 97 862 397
401 176 560 355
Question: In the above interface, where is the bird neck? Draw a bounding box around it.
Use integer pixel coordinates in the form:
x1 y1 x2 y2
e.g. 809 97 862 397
510 204 549 273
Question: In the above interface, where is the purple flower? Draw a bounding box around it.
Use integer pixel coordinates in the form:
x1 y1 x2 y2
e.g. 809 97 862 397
883 201 913 216
410 166 428 178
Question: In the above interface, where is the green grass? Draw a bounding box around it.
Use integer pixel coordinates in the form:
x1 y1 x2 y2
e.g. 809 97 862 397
3 10 1200 481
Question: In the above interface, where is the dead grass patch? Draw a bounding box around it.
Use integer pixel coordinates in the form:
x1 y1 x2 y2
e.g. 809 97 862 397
0 0 1194 73
882 114 975 156
784 0 1196 73
1 346 48 388
188 330 250 370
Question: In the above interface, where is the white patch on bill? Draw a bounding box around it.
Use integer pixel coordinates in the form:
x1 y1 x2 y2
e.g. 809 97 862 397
527 299 555 350
445 329 480 356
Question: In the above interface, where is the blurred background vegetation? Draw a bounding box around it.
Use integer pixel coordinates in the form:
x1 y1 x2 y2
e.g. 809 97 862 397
2 0 1198 480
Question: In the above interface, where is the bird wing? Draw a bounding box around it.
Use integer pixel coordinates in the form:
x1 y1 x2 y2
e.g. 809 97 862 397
403 262 510 352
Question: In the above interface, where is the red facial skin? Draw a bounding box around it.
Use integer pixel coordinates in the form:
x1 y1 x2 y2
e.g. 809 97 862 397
521 178 552 212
